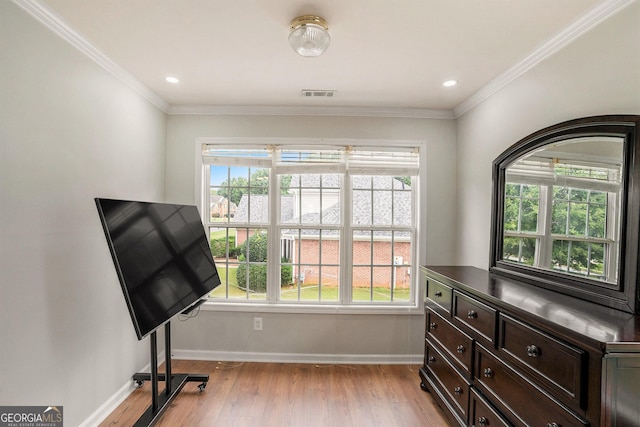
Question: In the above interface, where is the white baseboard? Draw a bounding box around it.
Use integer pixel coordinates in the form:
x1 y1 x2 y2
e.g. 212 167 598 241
78 379 135 427
79 351 165 427
172 349 423 365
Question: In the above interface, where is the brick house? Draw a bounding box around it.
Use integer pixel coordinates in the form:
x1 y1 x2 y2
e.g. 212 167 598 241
210 194 237 219
233 176 412 289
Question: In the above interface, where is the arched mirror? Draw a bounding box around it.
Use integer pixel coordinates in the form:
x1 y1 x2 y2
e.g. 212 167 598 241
490 115 640 313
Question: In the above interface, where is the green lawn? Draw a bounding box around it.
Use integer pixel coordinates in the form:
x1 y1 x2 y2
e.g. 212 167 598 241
209 266 410 302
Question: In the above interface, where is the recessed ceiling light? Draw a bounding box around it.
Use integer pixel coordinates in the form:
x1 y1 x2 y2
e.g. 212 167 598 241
165 76 180 84
443 80 458 87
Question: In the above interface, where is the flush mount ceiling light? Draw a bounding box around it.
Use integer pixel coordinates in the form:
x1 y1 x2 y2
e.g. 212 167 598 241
289 15 330 57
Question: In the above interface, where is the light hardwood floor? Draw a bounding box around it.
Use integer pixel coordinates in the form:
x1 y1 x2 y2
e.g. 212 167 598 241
99 360 449 426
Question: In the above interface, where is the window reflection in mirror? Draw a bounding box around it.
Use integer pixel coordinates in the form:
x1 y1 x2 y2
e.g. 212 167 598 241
502 136 624 285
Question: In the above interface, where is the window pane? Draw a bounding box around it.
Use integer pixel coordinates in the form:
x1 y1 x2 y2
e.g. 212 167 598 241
211 166 269 224
373 191 392 226
503 197 520 231
235 192 269 225
521 185 539 199
554 187 569 201
502 236 521 261
352 175 373 190
280 228 339 302
568 202 587 236
552 240 607 280
588 243 605 278
209 228 267 300
568 240 590 274
552 201 568 234
393 177 413 226
208 227 236 259
352 231 412 302
504 183 538 233
352 190 372 225
373 176 392 190
520 197 538 233
588 191 607 238
282 174 340 225
506 183 521 197
570 189 588 202
552 240 569 274
353 176 412 228
588 204 606 238
502 236 536 266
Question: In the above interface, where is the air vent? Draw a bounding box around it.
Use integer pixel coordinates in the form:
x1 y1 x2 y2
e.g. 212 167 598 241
301 89 337 98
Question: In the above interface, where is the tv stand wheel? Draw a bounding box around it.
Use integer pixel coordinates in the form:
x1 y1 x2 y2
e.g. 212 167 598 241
198 382 207 392
134 379 144 388
420 381 429 393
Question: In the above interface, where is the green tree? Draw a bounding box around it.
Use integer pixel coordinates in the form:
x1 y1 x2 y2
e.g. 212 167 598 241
551 187 608 275
217 176 248 206
394 176 411 187
216 169 291 206
249 169 269 194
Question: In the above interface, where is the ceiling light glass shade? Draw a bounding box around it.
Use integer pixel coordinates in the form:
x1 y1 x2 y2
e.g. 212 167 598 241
289 15 330 57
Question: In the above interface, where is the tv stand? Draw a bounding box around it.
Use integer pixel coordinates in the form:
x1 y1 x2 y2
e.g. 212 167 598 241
131 322 209 427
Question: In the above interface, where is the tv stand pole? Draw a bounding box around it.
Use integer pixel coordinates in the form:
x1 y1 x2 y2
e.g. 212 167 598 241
131 322 209 427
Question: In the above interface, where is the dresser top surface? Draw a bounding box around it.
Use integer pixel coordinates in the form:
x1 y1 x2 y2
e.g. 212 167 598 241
423 265 640 347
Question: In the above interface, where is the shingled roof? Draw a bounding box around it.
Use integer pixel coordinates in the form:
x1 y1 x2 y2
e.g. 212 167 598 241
233 176 411 238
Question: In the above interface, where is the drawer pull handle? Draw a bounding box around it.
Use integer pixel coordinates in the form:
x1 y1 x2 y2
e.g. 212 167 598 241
429 322 437 330
546 423 560 427
434 291 443 297
456 345 465 353
478 417 488 426
526 345 539 357
483 367 493 378
428 356 436 363
467 310 477 319
453 386 462 395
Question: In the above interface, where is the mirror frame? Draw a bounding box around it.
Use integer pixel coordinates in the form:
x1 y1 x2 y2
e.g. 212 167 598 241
490 115 640 313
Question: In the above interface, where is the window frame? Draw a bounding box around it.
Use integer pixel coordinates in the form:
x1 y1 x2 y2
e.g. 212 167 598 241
194 138 425 314
502 179 619 283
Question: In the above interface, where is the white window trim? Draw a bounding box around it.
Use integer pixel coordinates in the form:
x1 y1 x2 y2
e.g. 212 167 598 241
194 137 426 314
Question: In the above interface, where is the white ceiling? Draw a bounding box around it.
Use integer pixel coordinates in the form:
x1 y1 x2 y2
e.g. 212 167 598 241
29 0 627 115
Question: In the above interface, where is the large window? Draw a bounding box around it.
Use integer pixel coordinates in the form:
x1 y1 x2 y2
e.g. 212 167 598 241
197 141 420 309
503 161 620 282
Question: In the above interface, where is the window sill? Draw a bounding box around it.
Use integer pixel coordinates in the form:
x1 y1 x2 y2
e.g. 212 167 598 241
201 300 423 315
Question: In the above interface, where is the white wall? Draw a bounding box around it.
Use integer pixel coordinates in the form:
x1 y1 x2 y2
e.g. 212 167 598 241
165 114 457 359
0 3 166 425
8 0 635 420
455 2 640 268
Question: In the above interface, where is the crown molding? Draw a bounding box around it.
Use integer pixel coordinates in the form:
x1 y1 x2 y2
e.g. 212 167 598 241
13 0 451 120
15 0 633 120
453 0 637 118
12 0 170 113
167 105 455 119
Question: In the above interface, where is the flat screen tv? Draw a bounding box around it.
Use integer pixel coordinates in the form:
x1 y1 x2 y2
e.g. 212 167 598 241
95 198 221 340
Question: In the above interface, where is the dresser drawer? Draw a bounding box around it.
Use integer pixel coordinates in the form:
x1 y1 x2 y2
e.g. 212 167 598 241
454 292 497 346
469 388 510 427
427 309 473 377
426 278 453 314
475 344 588 427
499 314 586 409
425 341 470 422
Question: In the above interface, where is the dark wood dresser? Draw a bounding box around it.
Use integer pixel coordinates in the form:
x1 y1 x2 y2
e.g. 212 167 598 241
419 265 640 427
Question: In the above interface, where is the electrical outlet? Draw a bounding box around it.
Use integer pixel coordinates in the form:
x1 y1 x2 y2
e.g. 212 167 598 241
253 317 263 331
